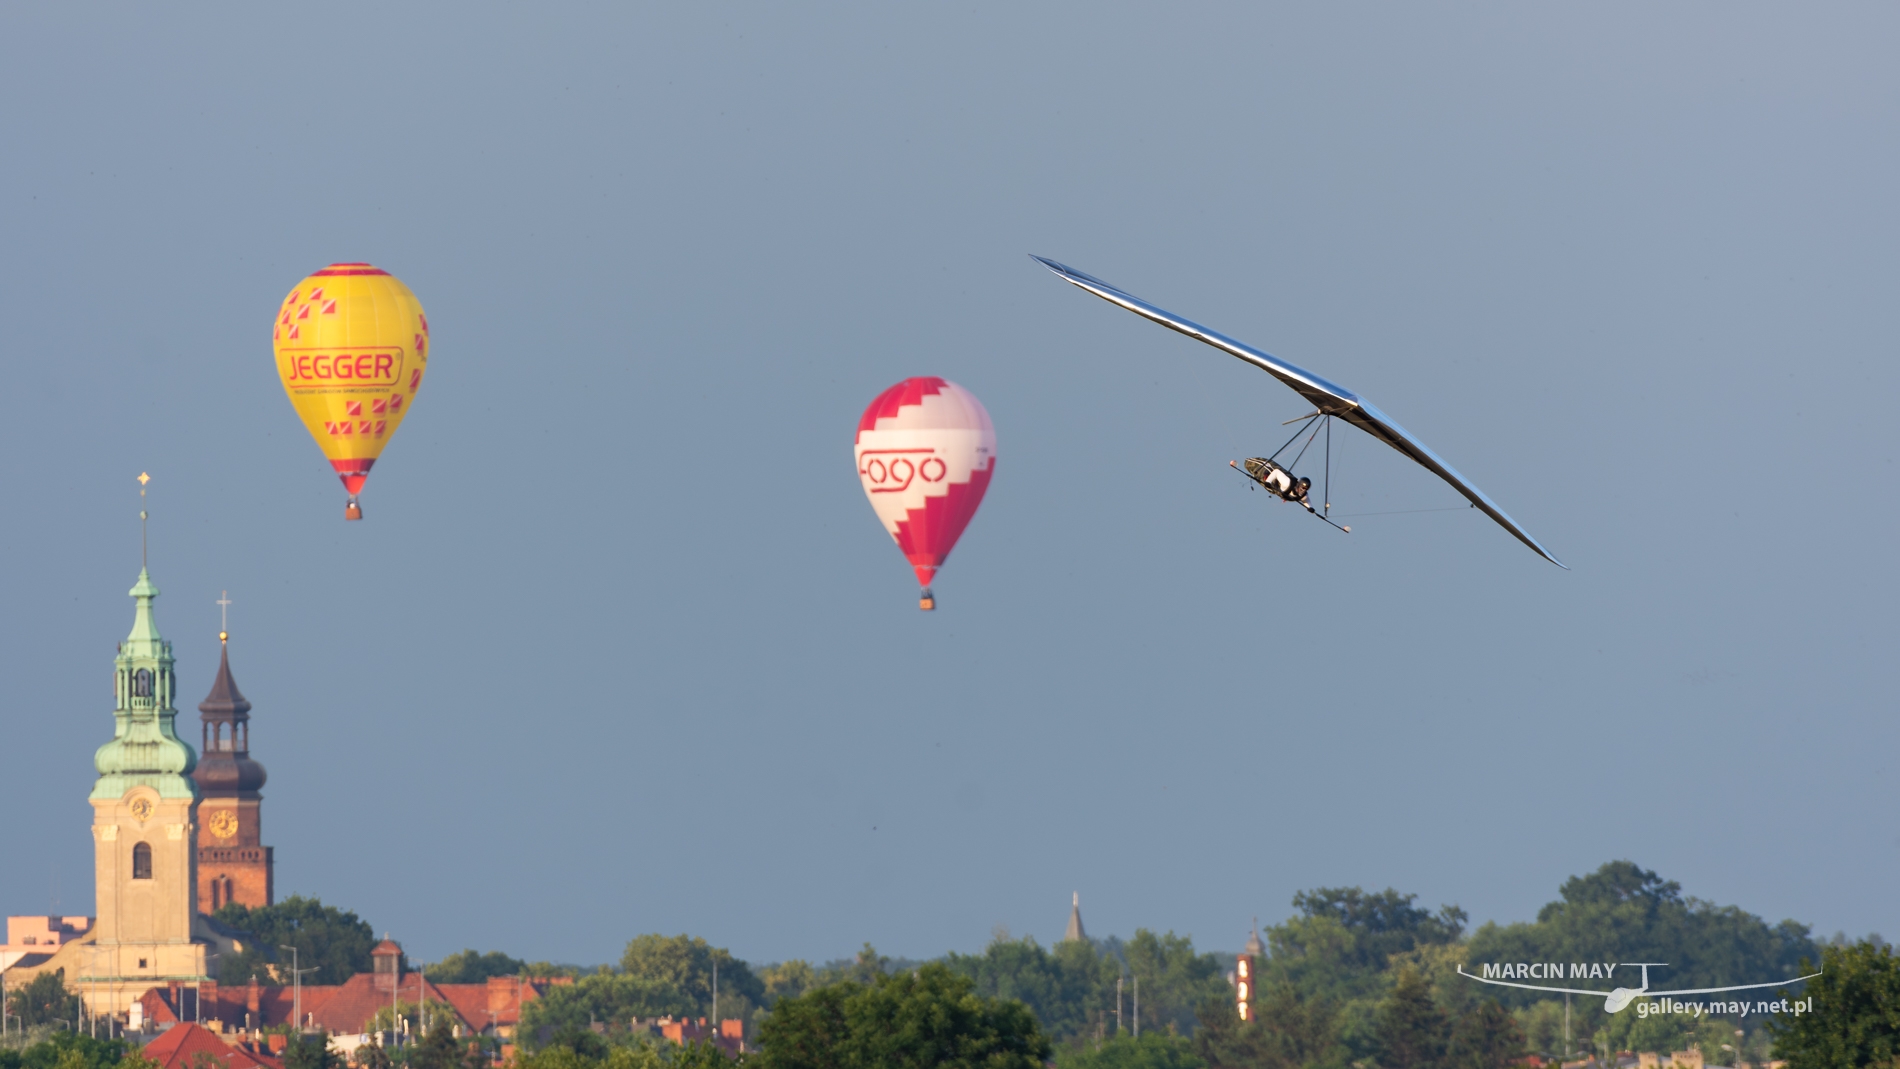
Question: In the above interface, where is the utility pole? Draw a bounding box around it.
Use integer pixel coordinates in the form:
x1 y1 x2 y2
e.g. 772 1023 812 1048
1116 975 1123 1034
1133 975 1139 1039
712 958 719 1027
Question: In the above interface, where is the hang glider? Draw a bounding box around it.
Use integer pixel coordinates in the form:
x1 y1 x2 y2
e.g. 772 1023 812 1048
1031 256 1566 569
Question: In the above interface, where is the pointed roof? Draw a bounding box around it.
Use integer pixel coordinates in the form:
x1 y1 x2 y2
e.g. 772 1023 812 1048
199 642 252 718
125 568 164 648
140 1022 283 1069
1063 892 1087 943
1244 918 1265 958
193 636 267 795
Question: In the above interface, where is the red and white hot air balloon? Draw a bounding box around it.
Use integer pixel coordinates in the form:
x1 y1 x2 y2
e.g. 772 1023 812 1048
854 377 996 610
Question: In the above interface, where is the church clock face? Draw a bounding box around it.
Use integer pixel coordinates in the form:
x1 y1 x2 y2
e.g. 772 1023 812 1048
129 797 154 822
208 809 238 839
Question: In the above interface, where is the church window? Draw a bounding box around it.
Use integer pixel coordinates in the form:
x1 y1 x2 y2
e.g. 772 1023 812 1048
132 841 152 879
133 668 153 698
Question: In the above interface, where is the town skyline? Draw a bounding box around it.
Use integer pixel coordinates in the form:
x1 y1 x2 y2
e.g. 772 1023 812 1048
3 3 1895 973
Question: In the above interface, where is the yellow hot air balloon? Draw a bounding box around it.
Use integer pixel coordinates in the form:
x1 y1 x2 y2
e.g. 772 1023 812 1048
272 263 429 519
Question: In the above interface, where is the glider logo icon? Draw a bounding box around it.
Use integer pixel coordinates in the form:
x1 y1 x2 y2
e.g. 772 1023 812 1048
1458 962 1820 1014
860 449 948 493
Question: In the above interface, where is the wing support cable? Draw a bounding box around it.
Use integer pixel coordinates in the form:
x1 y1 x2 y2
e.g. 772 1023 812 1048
1267 415 1320 463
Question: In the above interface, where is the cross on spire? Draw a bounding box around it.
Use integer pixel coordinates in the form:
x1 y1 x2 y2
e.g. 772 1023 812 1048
217 591 233 642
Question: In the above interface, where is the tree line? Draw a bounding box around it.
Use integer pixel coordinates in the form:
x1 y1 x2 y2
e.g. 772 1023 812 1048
19 860 1889 1069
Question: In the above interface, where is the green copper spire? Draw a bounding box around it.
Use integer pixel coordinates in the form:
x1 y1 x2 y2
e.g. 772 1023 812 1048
92 567 199 801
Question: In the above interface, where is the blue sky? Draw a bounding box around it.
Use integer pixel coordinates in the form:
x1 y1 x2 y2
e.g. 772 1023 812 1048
2 4 1894 967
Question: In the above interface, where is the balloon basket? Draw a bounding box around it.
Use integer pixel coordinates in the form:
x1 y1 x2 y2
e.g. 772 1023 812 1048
918 588 935 611
344 496 363 521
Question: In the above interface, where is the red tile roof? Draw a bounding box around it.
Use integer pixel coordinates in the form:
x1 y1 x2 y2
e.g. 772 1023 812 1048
138 974 565 1036
141 1023 284 1069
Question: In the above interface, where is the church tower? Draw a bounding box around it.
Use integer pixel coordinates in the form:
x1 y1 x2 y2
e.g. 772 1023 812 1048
88 566 210 1011
1063 892 1087 943
192 633 273 912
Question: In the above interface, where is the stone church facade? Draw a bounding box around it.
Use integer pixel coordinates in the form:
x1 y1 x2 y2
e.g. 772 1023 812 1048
3 566 266 1016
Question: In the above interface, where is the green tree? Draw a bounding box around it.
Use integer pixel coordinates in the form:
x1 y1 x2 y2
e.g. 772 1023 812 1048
408 1020 463 1069
1465 861 1817 1047
1446 1002 1523 1069
1191 982 1348 1069
620 935 764 1023
756 962 1050 1069
1058 1033 1206 1069
669 1041 746 1069
1619 1009 1691 1058
283 1030 340 1069
758 962 817 1007
1513 1001 1569 1059
0 1030 127 1069
352 1041 393 1069
943 934 1121 1043
5 973 81 1029
1376 967 1448 1069
427 950 527 985
1124 931 1232 1038
212 896 379 985
512 1040 713 1069
1260 888 1467 1015
516 974 693 1050
1291 890 1468 975
825 945 895 986
1767 940 1898 1069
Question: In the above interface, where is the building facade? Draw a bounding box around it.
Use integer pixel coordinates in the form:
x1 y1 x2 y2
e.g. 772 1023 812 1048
4 568 241 1016
0 916 92 972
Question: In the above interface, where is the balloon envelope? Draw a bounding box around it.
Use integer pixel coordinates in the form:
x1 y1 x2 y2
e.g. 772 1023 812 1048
854 377 996 589
272 263 429 514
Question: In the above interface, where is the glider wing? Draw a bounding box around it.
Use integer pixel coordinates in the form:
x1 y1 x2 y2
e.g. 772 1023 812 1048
1032 255 1565 569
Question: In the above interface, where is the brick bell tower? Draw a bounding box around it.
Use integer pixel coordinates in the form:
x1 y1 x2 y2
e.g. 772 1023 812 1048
192 628 274 913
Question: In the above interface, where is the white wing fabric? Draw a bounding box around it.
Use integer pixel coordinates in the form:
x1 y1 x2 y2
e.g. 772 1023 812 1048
1033 256 1565 569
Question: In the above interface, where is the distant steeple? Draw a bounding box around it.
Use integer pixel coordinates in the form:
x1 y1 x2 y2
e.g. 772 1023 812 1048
1063 892 1087 943
1244 918 1264 958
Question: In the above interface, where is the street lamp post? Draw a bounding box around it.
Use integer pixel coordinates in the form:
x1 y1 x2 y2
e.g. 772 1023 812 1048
281 946 301 1029
280 946 317 1032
